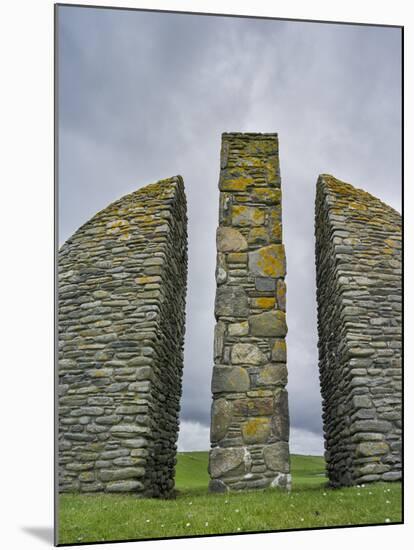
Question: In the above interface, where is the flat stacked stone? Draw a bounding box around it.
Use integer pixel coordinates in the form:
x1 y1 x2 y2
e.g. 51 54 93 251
58 176 188 496
208 133 291 492
315 174 402 487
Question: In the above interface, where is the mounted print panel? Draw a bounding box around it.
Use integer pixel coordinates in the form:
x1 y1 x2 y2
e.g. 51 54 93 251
55 3 403 546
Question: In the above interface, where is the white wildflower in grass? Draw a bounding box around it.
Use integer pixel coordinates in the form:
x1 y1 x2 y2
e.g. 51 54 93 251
189 502 192 505
146 519 150 523
386 500 390 504
205 522 209 527
235 509 240 513
186 522 190 527
237 527 241 532
300 518 304 522
225 500 229 504
161 524 164 528
369 492 372 495
385 518 391 523
323 492 327 496
357 492 361 496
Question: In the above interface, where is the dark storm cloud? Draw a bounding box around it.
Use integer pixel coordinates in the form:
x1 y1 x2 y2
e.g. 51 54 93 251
58 6 401 451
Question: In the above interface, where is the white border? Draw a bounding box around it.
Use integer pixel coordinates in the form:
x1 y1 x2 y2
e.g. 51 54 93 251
1 1 411 549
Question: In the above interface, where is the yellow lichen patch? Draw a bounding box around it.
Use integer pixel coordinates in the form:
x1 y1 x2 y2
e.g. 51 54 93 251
251 187 281 204
242 417 271 444
276 280 287 311
232 205 265 226
106 219 130 235
265 160 279 182
221 175 254 192
118 232 131 241
135 276 161 285
248 227 268 245
272 339 287 362
384 238 398 249
251 297 276 309
269 220 282 242
349 202 368 211
251 244 285 278
227 252 248 264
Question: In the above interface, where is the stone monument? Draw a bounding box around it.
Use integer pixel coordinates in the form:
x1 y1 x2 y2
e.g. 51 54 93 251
58 176 188 496
208 132 291 492
315 174 402 486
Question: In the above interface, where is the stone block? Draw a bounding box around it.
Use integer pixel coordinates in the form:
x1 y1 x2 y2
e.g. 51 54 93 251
232 205 265 226
263 442 290 472
215 286 248 318
257 364 287 386
249 244 286 278
217 227 248 252
271 339 287 362
211 366 250 393
231 343 265 365
210 398 233 442
249 310 287 337
209 447 246 478
241 417 271 444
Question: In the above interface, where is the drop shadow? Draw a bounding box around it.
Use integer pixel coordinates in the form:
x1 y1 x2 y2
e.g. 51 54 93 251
21 526 54 545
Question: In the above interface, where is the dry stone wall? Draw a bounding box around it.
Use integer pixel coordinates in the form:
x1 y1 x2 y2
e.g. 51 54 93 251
208 132 291 492
315 174 402 487
58 176 187 496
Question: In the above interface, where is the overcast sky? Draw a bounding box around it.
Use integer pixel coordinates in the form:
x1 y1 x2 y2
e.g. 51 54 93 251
58 6 401 455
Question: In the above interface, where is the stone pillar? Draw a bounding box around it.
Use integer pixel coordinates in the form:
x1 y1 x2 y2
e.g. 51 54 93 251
208 133 291 492
58 176 187 496
315 174 402 487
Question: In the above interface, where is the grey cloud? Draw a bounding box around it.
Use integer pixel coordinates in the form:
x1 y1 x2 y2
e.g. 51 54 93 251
58 6 401 453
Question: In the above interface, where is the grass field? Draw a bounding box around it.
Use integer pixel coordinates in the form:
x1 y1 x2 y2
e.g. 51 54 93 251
58 452 402 545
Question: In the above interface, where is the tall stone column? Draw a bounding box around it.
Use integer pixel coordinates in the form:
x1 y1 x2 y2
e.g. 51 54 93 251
208 132 291 492
315 174 402 487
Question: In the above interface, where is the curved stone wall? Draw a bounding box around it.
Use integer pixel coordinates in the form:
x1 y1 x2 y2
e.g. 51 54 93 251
208 133 291 492
58 176 187 496
315 174 402 487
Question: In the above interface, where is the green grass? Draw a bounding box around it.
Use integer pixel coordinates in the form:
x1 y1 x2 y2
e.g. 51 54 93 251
58 452 402 545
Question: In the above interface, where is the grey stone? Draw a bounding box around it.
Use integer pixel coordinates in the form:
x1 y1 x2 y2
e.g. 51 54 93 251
228 321 248 337
263 442 290 472
216 227 248 252
382 471 401 481
241 417 271 444
215 286 248 318
355 441 389 457
214 322 226 360
271 340 287 362
209 447 246 478
249 310 287 337
210 398 233 442
110 424 150 437
271 390 290 441
211 367 250 393
255 277 276 291
257 364 287 386
248 244 286 278
106 480 144 492
231 343 265 365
